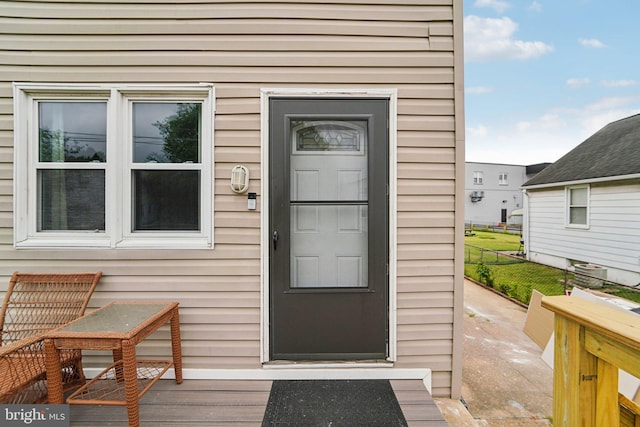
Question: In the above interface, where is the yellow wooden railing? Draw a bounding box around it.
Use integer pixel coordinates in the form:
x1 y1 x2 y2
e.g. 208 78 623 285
542 296 640 426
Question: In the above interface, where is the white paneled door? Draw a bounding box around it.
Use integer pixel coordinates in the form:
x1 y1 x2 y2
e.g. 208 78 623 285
290 120 368 288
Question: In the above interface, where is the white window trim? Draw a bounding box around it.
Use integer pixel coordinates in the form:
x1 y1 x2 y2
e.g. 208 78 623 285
498 172 508 186
473 171 483 185
13 83 215 249
258 88 398 364
566 185 590 229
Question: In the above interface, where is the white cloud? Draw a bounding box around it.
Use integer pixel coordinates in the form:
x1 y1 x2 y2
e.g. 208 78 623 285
537 113 565 129
517 113 564 133
578 96 640 134
528 1 542 12
578 38 606 48
474 0 510 13
467 124 489 138
466 133 574 165
566 77 591 88
601 80 637 87
464 15 554 62
467 117 578 164
466 96 640 164
466 86 494 94
584 95 640 112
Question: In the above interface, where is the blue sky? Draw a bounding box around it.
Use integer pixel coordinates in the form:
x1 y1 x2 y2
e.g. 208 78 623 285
464 0 640 165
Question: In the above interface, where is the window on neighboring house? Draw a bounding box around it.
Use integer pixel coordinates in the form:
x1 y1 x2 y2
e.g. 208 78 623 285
498 172 508 185
567 186 589 227
473 171 484 185
14 83 214 249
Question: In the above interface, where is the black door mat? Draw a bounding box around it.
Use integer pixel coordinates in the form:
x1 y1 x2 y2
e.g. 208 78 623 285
261 379 409 427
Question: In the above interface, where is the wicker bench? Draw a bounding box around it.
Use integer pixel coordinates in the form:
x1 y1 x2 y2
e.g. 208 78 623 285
0 272 101 403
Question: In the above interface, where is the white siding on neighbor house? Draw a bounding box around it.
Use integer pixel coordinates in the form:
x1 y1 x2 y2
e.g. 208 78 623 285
0 0 463 397
525 181 640 285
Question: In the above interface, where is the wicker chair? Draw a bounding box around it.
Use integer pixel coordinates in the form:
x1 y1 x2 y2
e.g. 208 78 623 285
0 272 102 403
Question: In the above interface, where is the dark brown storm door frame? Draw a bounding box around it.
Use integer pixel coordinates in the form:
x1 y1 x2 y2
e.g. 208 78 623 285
269 97 389 360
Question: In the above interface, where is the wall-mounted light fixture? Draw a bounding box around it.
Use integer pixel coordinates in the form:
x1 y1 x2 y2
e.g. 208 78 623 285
230 165 249 194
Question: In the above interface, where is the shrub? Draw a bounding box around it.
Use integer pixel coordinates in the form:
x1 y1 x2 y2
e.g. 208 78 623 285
496 282 511 295
476 262 494 287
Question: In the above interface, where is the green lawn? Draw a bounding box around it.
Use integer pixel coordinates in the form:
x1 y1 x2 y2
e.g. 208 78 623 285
464 230 521 251
464 230 640 305
464 230 565 304
465 261 567 304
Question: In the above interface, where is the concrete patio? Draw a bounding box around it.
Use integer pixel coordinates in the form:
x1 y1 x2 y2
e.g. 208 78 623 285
450 280 554 426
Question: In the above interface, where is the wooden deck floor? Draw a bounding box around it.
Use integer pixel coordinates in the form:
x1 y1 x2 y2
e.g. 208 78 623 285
68 379 448 426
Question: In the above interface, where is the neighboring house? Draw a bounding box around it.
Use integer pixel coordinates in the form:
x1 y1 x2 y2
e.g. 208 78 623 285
465 162 549 227
0 2 465 398
522 114 640 286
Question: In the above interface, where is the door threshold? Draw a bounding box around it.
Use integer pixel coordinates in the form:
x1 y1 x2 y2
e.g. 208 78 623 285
259 365 432 392
263 360 394 368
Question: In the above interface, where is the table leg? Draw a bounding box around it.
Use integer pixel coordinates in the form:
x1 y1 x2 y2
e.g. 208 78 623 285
121 340 140 427
44 339 64 404
113 348 124 383
170 307 183 384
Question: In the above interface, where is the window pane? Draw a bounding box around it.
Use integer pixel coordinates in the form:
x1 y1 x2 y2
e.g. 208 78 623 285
570 207 587 224
133 103 201 163
293 120 365 152
39 102 107 162
38 170 105 231
570 188 587 205
290 120 367 202
290 205 368 288
133 170 200 231
473 171 483 184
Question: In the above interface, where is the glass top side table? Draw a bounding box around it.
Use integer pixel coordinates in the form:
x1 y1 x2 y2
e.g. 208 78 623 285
44 302 183 427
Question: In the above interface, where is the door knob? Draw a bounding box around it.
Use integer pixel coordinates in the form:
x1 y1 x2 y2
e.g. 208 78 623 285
273 230 279 251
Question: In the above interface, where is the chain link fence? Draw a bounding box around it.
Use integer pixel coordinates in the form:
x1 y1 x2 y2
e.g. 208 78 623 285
464 244 640 306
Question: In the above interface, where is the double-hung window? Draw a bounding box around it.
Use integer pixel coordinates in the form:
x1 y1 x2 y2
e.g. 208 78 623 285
566 185 589 228
498 172 508 186
473 171 484 185
14 83 214 249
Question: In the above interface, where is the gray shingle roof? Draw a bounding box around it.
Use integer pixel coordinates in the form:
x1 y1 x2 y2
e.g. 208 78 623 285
523 113 640 187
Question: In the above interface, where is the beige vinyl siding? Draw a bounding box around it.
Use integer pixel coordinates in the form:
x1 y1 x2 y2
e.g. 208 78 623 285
0 85 11 243
0 0 463 397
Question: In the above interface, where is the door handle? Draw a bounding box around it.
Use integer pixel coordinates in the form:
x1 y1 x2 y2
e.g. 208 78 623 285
273 230 279 251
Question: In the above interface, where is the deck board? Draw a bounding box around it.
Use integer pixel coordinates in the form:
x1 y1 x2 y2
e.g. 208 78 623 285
68 379 447 426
